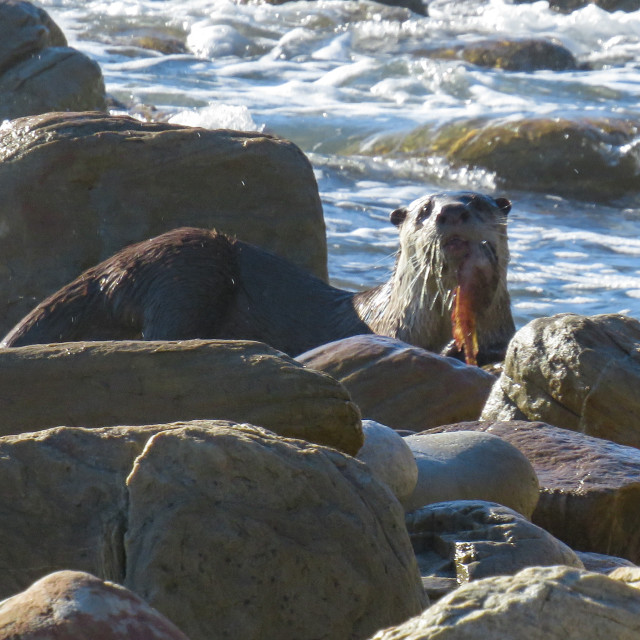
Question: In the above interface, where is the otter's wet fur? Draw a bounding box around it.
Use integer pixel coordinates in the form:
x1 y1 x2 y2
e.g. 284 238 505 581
1 191 515 364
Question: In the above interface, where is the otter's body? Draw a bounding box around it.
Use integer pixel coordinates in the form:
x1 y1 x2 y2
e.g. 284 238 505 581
2 192 515 363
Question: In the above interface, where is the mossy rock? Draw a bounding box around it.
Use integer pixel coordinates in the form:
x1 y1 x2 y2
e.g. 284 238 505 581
428 38 578 71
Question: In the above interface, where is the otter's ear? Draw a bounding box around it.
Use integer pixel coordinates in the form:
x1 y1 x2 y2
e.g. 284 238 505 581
495 197 511 215
390 207 408 227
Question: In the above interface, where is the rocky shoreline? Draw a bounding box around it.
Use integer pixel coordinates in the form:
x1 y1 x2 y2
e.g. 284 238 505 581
1 2 640 639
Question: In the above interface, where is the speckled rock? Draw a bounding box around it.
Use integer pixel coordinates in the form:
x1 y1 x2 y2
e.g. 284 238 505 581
357 420 418 501
407 500 583 601
124 423 427 640
0 340 363 454
0 570 189 640
369 565 640 640
482 313 640 448
429 420 640 563
402 430 539 517
0 112 326 334
297 335 496 431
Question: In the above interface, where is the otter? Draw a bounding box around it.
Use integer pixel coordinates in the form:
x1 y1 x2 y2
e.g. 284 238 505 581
1 191 515 364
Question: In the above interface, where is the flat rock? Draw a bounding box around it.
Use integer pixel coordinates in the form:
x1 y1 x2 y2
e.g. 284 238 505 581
402 430 539 517
0 570 189 640
482 313 640 448
429 420 640 563
124 423 427 640
0 112 326 333
406 500 583 600
0 340 362 455
369 565 640 640
297 335 496 431
357 420 418 501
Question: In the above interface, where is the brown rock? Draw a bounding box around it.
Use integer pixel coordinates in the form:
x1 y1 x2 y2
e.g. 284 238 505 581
0 340 363 455
296 335 495 431
0 2 106 120
0 570 190 640
0 423 163 600
0 112 326 333
407 500 583 601
481 313 640 448
370 565 640 640
124 423 427 640
429 420 640 563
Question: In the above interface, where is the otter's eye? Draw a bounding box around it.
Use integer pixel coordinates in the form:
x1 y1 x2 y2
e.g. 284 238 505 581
416 200 434 225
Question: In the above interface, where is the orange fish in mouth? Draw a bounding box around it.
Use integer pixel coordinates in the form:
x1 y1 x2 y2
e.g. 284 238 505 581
451 282 479 366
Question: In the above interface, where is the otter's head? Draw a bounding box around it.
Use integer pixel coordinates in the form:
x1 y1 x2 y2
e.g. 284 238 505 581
389 191 511 312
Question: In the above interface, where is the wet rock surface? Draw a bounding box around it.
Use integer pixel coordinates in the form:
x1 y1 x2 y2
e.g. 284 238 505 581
297 335 496 431
0 340 363 455
0 112 326 334
406 500 583 601
125 423 427 640
481 313 640 448
429 420 640 563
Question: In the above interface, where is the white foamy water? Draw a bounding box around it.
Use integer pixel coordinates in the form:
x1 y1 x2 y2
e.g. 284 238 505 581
40 0 640 328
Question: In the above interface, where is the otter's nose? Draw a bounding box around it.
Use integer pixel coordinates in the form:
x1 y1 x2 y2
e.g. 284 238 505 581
436 204 470 226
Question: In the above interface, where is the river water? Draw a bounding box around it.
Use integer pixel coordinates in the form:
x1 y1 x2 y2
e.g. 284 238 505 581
39 0 640 329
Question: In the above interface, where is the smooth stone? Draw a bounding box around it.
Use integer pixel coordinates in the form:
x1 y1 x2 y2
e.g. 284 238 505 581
402 430 539 517
125 423 427 640
0 570 189 640
357 420 418 501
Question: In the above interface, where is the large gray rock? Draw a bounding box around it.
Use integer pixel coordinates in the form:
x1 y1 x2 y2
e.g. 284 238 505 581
0 1 106 120
428 420 640 564
407 500 583 601
297 335 496 431
482 313 640 448
0 570 189 640
402 430 539 517
0 340 363 455
369 565 640 640
0 112 326 334
124 423 427 640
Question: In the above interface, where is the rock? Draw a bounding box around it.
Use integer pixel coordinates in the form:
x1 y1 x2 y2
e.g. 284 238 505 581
124 423 427 640
610 567 640 588
407 500 583 600
481 313 640 448
516 0 640 12
357 420 418 501
369 565 640 640
402 430 539 517
296 335 496 431
0 112 326 334
0 570 190 640
0 423 165 600
0 1 106 120
0 340 363 455
578 552 638 575
428 420 640 564
426 37 577 71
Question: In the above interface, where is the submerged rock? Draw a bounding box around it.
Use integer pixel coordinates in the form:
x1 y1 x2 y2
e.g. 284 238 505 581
0 112 326 334
426 37 578 71
482 313 640 449
430 420 640 564
0 340 363 455
402 430 539 516
407 500 583 600
0 570 190 640
125 423 427 640
297 335 495 431
370 565 640 640
0 1 106 120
